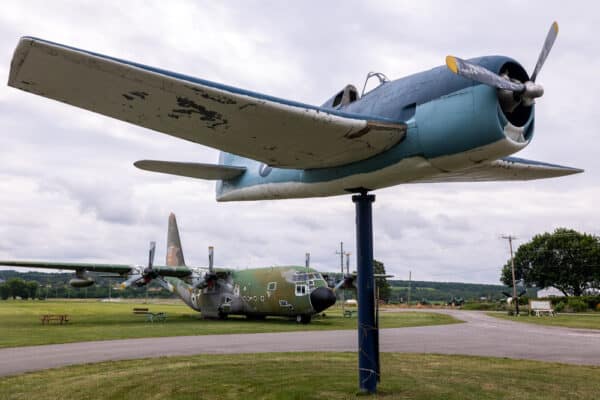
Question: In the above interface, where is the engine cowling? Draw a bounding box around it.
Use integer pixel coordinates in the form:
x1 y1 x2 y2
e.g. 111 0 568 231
69 277 95 288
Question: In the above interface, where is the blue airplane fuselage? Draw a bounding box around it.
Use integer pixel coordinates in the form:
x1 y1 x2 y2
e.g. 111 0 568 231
216 56 534 201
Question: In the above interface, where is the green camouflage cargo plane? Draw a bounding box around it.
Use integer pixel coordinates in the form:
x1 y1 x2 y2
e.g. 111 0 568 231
0 213 337 323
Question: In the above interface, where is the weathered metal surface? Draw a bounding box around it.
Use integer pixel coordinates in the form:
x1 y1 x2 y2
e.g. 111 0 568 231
8 37 406 169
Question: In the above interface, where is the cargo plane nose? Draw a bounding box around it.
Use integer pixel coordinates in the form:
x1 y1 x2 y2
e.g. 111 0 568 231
310 286 336 313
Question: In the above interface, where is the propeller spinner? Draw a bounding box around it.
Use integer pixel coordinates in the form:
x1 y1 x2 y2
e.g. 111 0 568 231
446 21 558 111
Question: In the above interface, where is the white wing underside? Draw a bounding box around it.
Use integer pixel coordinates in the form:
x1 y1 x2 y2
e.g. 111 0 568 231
413 157 582 183
8 37 406 169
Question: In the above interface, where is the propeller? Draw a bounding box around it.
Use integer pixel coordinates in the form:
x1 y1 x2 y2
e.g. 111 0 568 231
193 246 219 289
331 273 393 292
446 21 558 111
120 241 157 289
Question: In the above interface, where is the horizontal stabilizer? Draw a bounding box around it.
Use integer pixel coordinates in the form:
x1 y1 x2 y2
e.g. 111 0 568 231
134 160 246 180
414 156 583 183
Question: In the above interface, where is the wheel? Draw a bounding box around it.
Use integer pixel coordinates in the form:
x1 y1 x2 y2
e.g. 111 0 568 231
296 314 311 324
218 311 228 320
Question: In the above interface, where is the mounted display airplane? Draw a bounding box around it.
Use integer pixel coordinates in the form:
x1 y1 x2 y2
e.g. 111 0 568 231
6 22 580 393
0 214 337 323
6 22 581 201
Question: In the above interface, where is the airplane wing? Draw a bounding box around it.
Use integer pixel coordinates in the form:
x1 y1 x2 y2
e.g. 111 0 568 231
8 37 406 169
413 157 583 183
0 260 191 278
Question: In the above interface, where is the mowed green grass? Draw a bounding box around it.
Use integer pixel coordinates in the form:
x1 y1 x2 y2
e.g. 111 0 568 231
487 312 600 329
2 353 598 400
0 300 459 348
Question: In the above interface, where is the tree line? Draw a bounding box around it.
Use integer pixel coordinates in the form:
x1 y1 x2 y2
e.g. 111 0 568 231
0 278 39 300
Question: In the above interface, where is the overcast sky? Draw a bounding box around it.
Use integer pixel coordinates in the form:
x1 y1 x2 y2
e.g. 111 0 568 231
0 1 598 284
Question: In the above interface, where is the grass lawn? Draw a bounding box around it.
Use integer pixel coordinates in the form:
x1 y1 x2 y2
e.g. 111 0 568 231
1 352 598 399
487 312 600 330
0 300 460 348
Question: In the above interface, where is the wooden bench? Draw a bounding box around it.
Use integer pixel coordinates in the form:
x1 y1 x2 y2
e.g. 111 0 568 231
343 309 357 318
133 307 149 315
529 300 555 317
40 314 70 325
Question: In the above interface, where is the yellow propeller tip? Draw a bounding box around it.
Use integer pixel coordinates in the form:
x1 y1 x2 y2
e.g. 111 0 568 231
446 55 458 74
552 21 559 34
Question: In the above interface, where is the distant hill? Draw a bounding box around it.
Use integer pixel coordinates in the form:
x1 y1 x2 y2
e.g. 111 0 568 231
388 280 537 302
0 270 170 299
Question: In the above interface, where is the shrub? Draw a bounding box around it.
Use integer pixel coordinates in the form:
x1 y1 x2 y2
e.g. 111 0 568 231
566 298 588 313
554 301 565 312
596 303 600 311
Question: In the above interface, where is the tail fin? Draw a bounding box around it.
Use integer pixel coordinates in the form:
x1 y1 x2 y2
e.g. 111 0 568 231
166 213 186 267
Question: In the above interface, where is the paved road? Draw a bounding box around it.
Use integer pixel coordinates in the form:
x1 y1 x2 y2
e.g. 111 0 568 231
1 310 599 377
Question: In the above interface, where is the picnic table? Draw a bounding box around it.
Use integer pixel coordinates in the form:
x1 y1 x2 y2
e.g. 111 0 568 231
40 314 70 325
132 308 167 322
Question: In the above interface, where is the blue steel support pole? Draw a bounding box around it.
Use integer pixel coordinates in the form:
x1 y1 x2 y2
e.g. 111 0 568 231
352 191 378 393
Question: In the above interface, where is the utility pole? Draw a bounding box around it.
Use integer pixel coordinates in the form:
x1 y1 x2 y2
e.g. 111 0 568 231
345 252 351 275
407 270 412 306
501 235 519 315
335 242 344 276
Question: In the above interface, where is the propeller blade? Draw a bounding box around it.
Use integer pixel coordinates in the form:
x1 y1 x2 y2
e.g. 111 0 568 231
518 289 527 297
446 56 525 92
531 21 559 82
120 274 142 289
333 279 346 292
208 246 214 274
502 291 512 298
148 241 156 269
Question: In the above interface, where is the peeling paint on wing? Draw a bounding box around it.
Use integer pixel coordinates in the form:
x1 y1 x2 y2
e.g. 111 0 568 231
130 91 149 100
172 96 228 129
184 85 236 105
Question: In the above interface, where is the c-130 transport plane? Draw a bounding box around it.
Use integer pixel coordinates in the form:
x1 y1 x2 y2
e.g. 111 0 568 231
0 213 337 324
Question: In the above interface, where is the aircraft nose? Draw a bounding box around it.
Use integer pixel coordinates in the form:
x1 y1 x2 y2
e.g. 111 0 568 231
310 286 336 313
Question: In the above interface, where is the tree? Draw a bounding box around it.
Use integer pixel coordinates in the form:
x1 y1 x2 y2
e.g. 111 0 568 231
501 228 600 296
0 284 9 300
373 259 391 302
27 281 39 300
6 278 29 299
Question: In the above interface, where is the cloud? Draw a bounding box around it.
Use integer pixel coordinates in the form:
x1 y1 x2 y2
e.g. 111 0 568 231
0 1 598 284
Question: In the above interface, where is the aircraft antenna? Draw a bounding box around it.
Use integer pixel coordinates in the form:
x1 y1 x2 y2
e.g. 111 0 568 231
305 252 310 269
